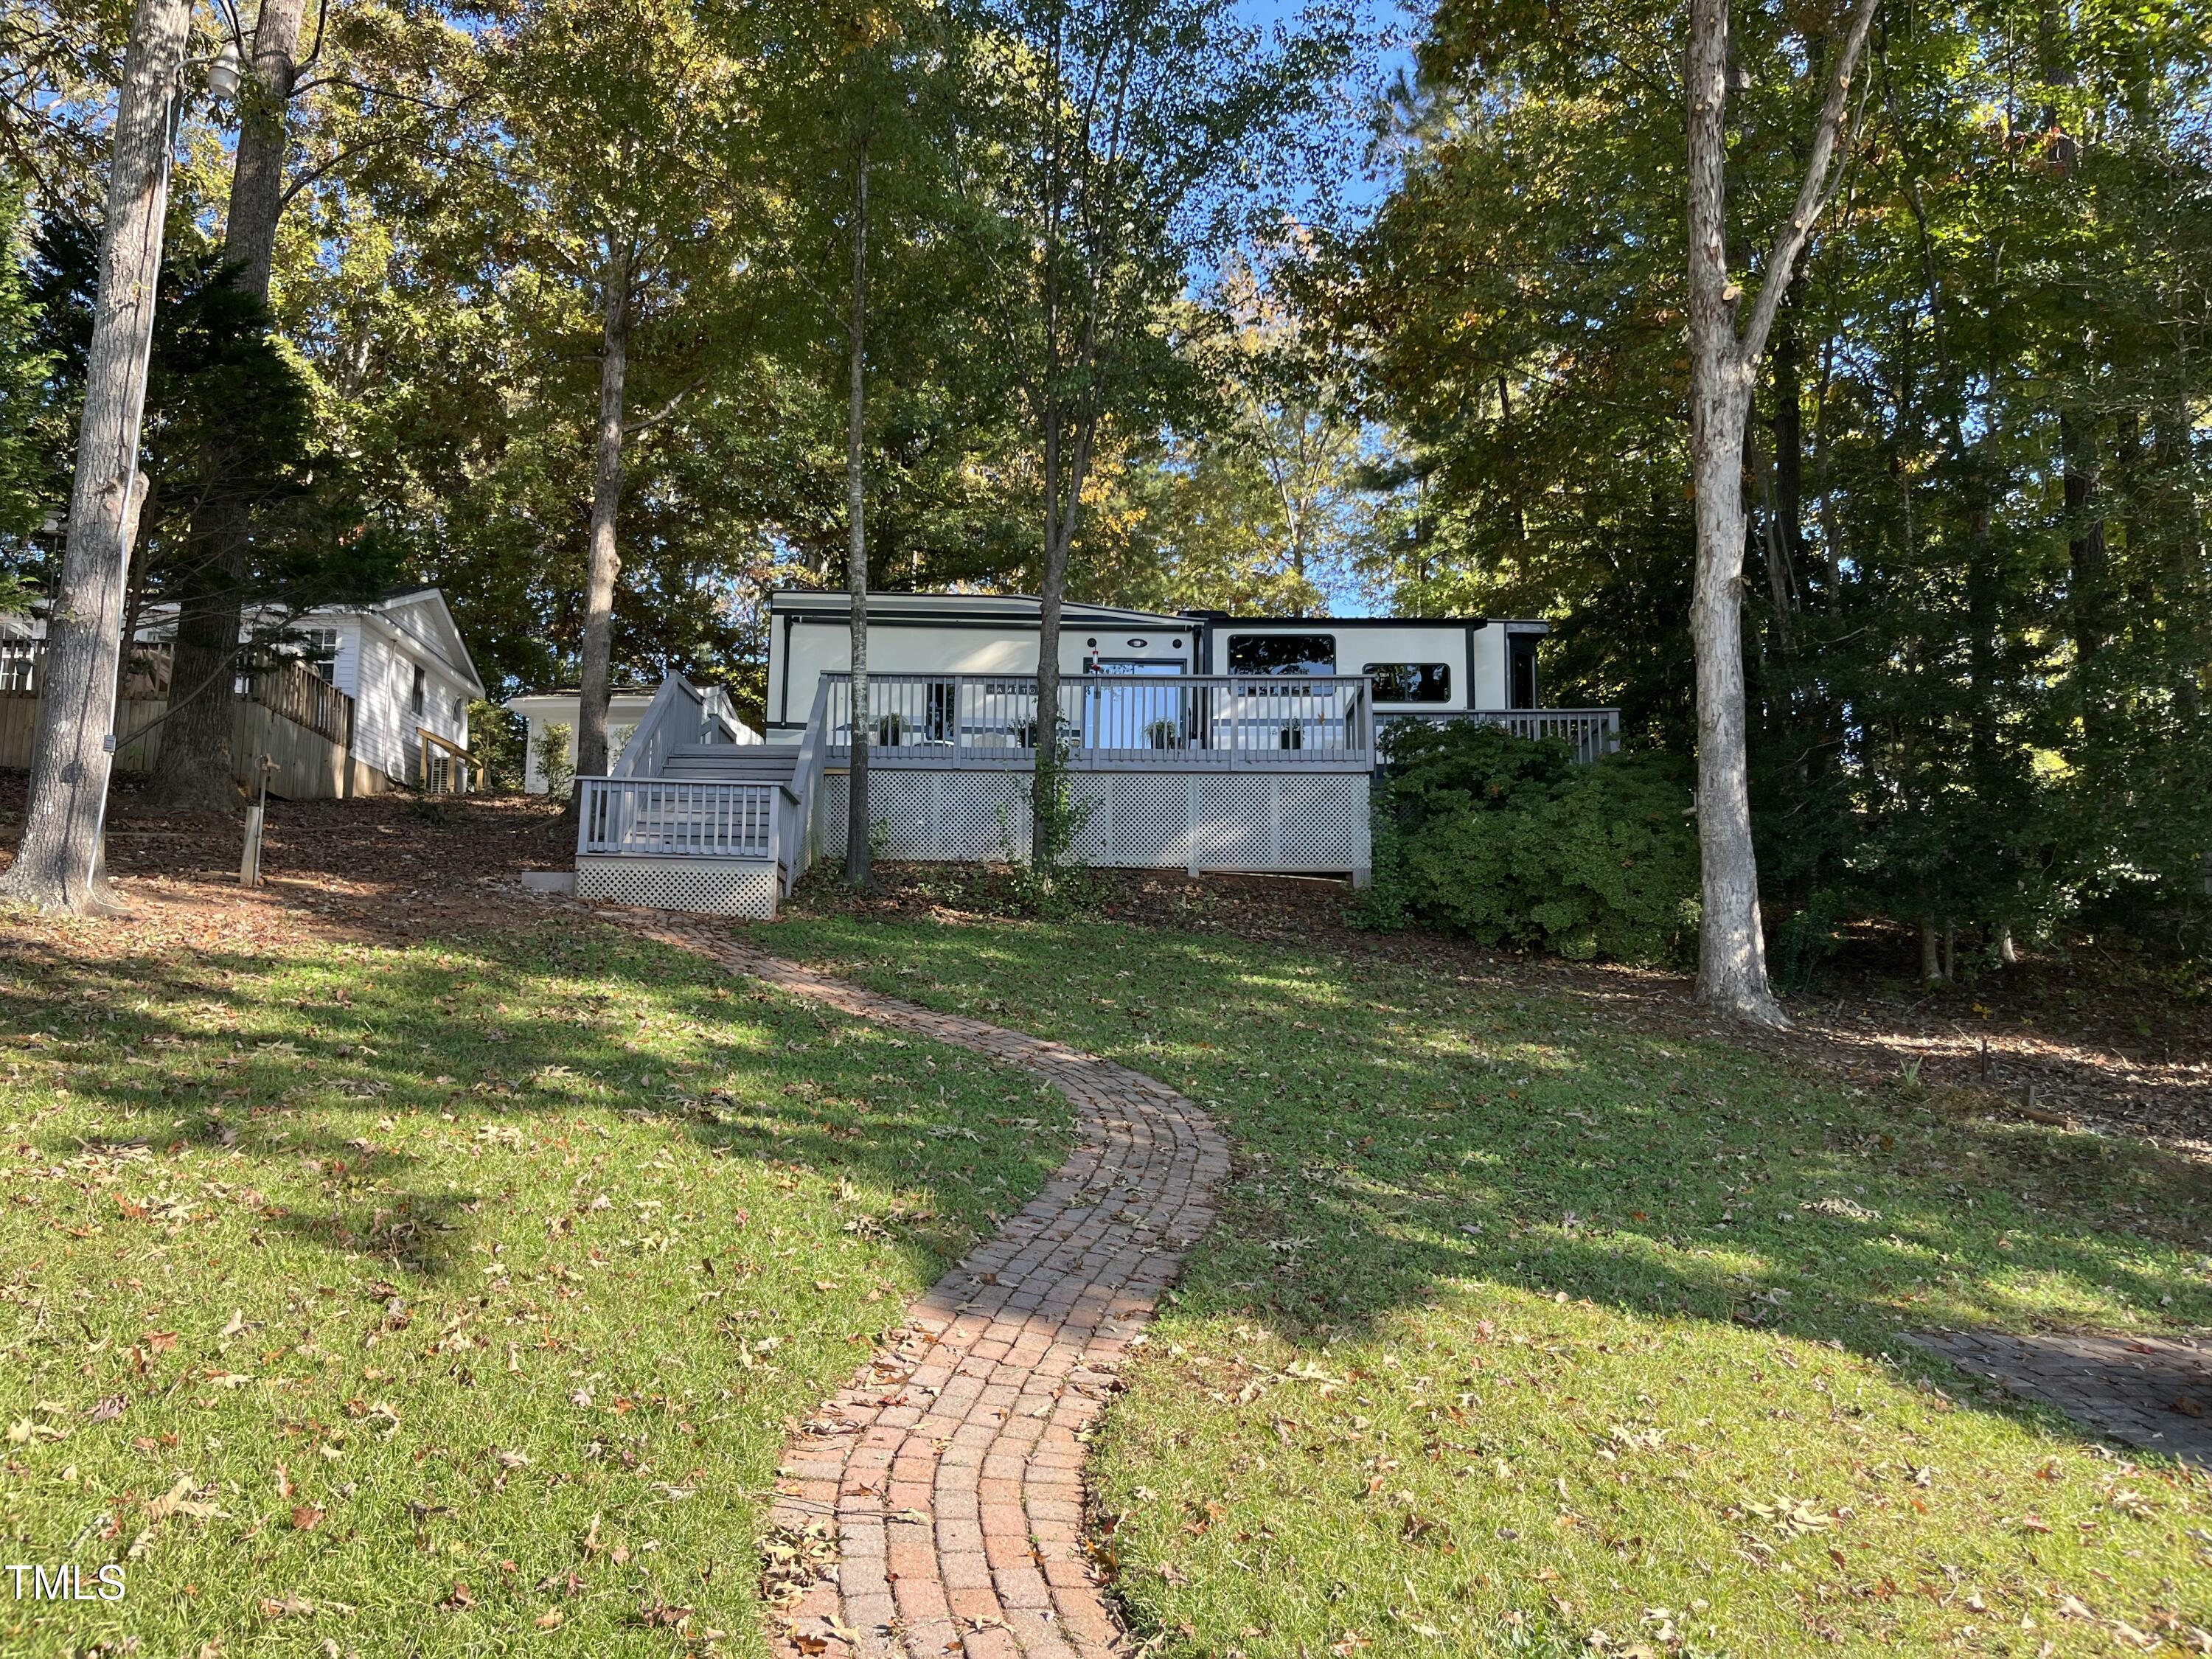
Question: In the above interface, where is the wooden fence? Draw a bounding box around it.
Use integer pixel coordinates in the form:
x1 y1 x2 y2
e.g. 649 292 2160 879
0 656 358 799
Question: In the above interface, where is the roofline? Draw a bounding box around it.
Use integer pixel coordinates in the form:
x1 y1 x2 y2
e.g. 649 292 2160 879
1206 615 1552 629
765 589 1548 631
767 587 1186 625
504 687 660 704
352 601 487 698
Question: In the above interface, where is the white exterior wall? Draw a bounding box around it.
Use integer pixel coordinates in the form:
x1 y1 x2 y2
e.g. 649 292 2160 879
509 694 657 792
776 617 1197 728
350 625 473 782
307 619 366 700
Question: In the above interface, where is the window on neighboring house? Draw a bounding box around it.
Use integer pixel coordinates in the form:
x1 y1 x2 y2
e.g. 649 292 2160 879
1507 633 1540 710
286 627 340 681
1226 633 1335 676
411 664 426 716
1363 662 1451 703
453 696 466 725
0 641 35 692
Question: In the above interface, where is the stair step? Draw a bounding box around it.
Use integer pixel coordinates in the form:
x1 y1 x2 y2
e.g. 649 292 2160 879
660 744 799 782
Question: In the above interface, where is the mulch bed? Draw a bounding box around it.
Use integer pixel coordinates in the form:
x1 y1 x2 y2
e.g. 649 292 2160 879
0 770 571 957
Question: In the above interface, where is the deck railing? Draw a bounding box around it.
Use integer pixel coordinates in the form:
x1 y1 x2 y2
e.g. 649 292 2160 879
1379 707 1622 766
611 672 757 782
579 776 776 860
254 658 352 748
823 672 1377 771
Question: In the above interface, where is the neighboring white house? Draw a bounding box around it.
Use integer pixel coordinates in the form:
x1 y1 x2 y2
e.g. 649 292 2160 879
6 586 484 788
270 588 486 785
503 687 661 793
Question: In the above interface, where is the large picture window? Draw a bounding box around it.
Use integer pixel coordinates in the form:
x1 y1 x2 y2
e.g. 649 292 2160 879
1227 633 1335 676
1363 661 1450 703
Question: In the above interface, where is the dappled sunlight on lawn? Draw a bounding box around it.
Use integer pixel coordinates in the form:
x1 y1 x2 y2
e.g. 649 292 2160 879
765 911 2212 1657
0 917 1071 1658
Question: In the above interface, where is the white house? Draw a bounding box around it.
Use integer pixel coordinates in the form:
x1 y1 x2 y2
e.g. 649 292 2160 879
563 588 1618 921
762 588 1553 736
6 586 484 789
274 588 486 785
503 686 661 793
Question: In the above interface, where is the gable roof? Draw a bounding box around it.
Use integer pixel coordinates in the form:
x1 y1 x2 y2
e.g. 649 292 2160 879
315 588 487 698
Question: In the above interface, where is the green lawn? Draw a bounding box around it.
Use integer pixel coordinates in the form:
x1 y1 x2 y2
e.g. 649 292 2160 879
0 917 1069 1657
768 908 2212 1658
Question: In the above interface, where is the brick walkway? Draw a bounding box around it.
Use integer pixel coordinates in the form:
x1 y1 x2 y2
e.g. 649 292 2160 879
1905 1329 2212 1469
598 910 1231 1659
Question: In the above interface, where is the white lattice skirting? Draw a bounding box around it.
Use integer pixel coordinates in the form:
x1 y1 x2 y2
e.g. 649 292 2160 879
575 856 780 918
819 768 1369 878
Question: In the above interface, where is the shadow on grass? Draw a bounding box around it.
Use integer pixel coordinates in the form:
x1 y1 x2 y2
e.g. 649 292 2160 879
1 917 1065 1289
764 914 2212 1446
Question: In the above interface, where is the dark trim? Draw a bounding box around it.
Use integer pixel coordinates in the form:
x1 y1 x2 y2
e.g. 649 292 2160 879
770 594 1183 628
1206 616 1504 629
786 613 1102 634
776 613 792 726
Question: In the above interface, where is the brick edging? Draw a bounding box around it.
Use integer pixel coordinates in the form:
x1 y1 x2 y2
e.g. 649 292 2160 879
594 908 1231 1659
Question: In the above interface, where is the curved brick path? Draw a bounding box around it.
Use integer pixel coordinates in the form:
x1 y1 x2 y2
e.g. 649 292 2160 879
599 911 1230 1659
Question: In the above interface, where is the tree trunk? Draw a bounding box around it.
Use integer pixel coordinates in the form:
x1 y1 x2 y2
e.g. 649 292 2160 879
1685 0 1787 1026
2155 406 2205 716
146 0 309 810
1681 0 1875 1025
1032 449 1068 866
1920 915 1941 984
2062 408 2112 745
844 145 872 887
0 0 190 913
574 239 632 782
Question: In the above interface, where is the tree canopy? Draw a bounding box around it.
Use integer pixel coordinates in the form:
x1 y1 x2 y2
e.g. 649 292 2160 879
1 0 2204 954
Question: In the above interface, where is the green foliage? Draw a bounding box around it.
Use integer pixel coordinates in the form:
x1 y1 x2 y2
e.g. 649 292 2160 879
19 217 392 616
0 177 48 549
535 720 574 799
1335 0 2212 958
1364 723 1699 962
466 698 527 790
1000 729 1106 919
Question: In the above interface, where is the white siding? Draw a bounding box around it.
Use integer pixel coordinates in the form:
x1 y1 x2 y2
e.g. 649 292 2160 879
349 631 400 777
329 620 364 699
776 618 1197 728
349 630 468 781
508 694 658 792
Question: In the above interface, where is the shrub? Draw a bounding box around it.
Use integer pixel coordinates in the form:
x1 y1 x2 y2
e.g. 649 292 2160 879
535 721 575 799
1362 723 1699 964
467 700 527 791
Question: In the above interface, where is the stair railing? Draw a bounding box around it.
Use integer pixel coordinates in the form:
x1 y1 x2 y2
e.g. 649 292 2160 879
775 678 832 897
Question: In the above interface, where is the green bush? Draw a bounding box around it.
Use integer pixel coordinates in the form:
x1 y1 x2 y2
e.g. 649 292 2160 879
1362 723 1700 963
467 699 527 790
535 720 575 799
